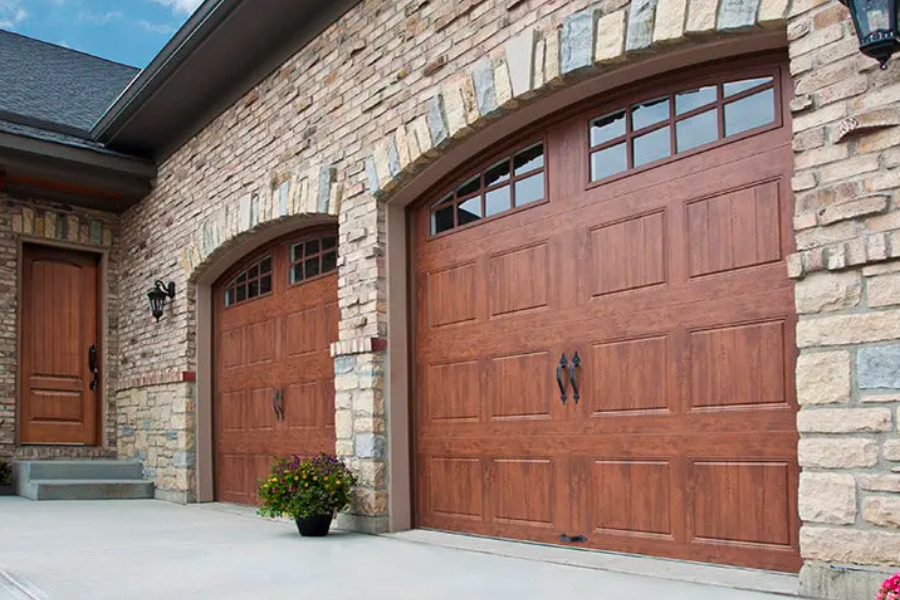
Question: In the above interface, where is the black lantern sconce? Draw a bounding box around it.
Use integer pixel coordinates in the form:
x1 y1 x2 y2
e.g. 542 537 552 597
839 0 900 69
147 280 176 322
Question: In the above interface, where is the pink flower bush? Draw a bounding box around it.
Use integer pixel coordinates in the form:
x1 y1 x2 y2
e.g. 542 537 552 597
876 573 900 600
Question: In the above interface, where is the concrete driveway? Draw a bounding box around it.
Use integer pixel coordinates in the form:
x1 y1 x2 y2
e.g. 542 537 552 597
0 497 797 600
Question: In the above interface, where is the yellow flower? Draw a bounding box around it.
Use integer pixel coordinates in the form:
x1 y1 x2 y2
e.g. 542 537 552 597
313 476 318 481
294 476 299 481
304 483 309 488
336 480 341 485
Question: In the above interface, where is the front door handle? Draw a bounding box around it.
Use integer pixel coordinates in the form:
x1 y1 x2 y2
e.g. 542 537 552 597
569 351 581 404
273 389 280 420
88 344 99 391
556 353 568 405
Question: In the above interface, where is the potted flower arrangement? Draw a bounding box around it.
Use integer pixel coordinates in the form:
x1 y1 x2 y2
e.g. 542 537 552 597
877 572 900 600
258 453 357 537
0 460 13 496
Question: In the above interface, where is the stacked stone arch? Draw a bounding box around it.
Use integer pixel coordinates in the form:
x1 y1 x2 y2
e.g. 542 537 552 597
365 0 792 197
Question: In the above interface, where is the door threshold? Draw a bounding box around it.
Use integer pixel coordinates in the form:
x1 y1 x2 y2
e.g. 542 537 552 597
385 529 798 598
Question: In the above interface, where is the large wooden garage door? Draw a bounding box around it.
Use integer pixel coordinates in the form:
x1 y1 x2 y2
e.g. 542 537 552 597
413 57 801 572
214 228 339 504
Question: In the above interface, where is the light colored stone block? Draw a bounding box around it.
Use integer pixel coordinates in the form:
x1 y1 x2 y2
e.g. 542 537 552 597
595 10 626 63
869 273 900 307
798 437 878 468
506 29 537 98
864 496 900 528
797 351 851 405
799 473 857 524
653 0 687 41
797 311 900 347
795 271 861 314
686 0 718 33
801 526 900 565
797 408 892 433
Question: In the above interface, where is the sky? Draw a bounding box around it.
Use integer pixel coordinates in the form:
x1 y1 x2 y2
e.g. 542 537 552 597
0 0 203 68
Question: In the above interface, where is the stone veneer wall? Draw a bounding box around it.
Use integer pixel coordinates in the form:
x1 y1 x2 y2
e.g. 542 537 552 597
0 191 119 461
114 0 900 595
785 1 900 596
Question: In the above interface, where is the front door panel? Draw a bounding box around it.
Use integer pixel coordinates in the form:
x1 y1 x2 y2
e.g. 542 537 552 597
21 244 100 445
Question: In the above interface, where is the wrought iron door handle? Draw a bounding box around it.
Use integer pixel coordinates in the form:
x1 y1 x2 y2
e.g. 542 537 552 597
556 353 568 405
273 390 280 419
277 390 285 421
88 344 99 391
569 351 581 404
560 533 587 543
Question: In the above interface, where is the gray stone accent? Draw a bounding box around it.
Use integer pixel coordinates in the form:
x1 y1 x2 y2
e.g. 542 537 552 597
717 0 761 30
561 10 594 74
318 166 336 214
335 355 357 375
249 192 259 228
626 0 659 52
277 180 290 216
387 140 400 177
505 29 536 97
472 59 498 117
89 219 104 245
428 94 449 148
365 158 380 194
858 344 900 389
356 433 386 459
800 562 892 600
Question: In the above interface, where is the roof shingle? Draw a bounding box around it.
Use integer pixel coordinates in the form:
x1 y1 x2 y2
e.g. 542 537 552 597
0 29 140 134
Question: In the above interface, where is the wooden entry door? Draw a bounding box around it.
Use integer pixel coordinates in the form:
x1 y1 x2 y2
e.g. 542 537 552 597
413 57 800 572
20 244 101 445
214 229 339 504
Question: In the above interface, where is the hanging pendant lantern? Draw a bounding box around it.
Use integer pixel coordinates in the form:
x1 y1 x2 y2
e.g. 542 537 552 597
839 0 900 69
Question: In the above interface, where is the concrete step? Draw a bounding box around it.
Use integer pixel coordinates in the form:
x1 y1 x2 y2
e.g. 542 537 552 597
15 460 144 481
18 479 155 501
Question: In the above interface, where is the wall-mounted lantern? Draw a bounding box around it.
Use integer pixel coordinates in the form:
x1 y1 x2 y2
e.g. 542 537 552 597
147 280 176 322
839 0 900 69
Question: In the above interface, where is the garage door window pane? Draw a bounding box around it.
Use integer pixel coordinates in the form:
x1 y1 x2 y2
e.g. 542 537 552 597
486 186 511 217
260 256 272 274
457 175 481 198
236 286 247 302
485 160 511 187
322 236 337 250
633 126 671 167
305 257 320 279
591 110 626 146
432 204 455 234
676 86 717 115
724 76 773 97
632 97 669 131
322 251 338 274
515 173 544 206
591 143 627 181
305 239 320 257
677 109 718 152
457 197 482 227
225 288 235 307
248 280 258 299
724 88 775 137
514 144 544 175
291 264 304 284
259 275 272 295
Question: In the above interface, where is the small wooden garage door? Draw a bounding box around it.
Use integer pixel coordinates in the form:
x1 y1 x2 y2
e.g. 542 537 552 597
214 228 339 504
412 57 801 572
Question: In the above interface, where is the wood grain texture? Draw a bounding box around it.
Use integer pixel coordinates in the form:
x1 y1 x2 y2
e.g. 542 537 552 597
412 57 800 572
20 244 100 445
214 227 338 504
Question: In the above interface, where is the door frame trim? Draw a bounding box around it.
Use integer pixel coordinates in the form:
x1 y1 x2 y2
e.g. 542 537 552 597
16 237 108 447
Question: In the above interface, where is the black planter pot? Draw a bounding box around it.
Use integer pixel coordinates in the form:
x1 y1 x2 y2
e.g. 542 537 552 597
294 513 333 537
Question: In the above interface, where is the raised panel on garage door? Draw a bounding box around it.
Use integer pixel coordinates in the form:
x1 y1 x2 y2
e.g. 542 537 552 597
412 56 799 572
214 229 338 505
